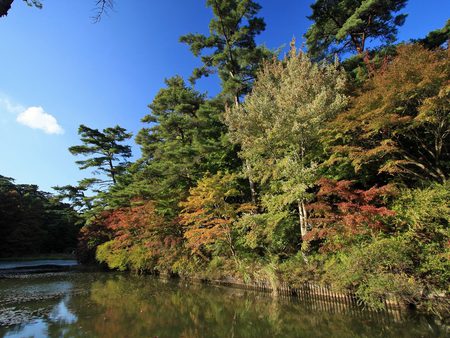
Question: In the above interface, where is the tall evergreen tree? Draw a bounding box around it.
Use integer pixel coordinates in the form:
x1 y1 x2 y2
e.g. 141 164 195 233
69 124 132 186
180 0 272 203
416 19 450 50
135 76 239 215
305 0 407 60
180 0 272 106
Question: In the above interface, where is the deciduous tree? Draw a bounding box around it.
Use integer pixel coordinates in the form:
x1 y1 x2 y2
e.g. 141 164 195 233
226 43 348 239
328 44 449 184
305 178 395 252
95 200 182 272
179 172 254 260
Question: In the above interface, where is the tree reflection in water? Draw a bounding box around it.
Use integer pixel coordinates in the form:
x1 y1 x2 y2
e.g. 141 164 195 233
0 273 447 338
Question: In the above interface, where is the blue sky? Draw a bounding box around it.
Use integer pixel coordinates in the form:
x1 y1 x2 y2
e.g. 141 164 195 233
0 0 448 192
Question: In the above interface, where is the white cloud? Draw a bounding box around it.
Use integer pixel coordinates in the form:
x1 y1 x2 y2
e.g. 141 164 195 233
16 106 64 135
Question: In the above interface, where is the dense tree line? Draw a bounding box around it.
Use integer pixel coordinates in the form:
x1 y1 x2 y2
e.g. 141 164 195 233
0 175 81 257
59 0 449 314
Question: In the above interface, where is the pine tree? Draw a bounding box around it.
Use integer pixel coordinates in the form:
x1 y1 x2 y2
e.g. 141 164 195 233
180 0 273 203
135 77 238 215
305 0 407 60
69 124 132 186
180 0 272 106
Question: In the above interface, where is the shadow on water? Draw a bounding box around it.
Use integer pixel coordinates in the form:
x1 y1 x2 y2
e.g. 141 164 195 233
0 272 448 338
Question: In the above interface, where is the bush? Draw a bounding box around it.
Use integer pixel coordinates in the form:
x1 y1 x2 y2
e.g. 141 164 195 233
324 236 422 308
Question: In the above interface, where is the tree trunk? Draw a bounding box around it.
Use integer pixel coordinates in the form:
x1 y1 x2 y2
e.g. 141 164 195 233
298 200 308 238
298 200 309 263
108 158 116 185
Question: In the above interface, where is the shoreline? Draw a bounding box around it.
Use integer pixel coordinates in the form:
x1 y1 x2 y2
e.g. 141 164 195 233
1 262 448 319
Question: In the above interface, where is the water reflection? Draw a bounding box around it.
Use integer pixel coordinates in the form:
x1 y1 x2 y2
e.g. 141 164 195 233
49 296 77 323
3 295 77 338
4 320 48 338
0 273 448 338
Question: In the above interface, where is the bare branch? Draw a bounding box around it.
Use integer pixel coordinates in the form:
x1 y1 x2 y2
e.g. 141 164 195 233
92 0 114 23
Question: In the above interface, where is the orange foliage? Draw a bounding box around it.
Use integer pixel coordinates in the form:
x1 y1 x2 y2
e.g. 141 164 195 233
329 44 449 183
179 172 255 259
103 200 181 255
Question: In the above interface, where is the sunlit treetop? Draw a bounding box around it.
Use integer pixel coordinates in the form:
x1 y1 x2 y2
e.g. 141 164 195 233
180 0 273 106
305 0 408 60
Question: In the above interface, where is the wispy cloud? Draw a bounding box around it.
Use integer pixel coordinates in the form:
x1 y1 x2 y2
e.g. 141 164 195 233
0 95 24 114
16 106 64 135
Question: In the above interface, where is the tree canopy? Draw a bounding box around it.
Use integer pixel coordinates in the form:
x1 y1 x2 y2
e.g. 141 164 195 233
180 0 273 106
0 175 81 257
305 0 408 59
328 44 449 184
225 44 348 237
69 124 132 186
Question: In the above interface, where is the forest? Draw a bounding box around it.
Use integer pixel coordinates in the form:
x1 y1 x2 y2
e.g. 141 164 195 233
0 175 81 256
2 0 449 315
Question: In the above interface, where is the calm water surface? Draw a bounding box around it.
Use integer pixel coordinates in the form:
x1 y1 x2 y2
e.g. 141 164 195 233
0 272 447 338
0 260 78 270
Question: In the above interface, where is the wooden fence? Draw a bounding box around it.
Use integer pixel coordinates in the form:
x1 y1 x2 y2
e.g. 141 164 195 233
206 279 405 322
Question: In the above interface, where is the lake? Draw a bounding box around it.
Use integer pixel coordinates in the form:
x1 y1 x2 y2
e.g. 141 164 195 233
0 271 447 337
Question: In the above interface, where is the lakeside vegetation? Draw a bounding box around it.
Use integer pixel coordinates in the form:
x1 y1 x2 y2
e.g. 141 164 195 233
0 175 81 257
1 0 448 316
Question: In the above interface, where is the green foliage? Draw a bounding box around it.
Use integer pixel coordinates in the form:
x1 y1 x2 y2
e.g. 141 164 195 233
0 175 81 257
53 179 97 212
135 77 239 216
392 183 450 291
416 19 450 50
226 45 348 179
305 0 408 59
226 43 348 237
180 0 273 104
324 236 422 309
323 181 450 313
96 241 129 271
69 124 132 185
52 2 449 314
277 253 324 286
393 182 449 230
234 210 298 256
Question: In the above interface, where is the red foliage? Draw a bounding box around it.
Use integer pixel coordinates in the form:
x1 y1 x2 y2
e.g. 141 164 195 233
304 178 395 252
102 200 181 255
77 217 114 264
77 200 182 264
